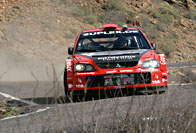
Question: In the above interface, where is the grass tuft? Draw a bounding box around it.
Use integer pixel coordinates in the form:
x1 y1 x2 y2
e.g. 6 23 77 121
185 9 196 20
99 11 126 26
102 0 124 11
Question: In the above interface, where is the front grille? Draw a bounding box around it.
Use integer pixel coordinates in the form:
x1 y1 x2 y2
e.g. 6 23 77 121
96 61 138 69
86 73 151 88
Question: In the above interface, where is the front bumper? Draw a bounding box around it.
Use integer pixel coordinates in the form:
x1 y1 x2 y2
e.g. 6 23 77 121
67 67 168 92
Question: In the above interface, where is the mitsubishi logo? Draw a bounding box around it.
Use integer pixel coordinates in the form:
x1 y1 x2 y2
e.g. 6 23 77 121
116 63 121 68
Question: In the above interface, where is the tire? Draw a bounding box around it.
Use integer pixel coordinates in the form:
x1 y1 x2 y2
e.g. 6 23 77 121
64 70 70 97
153 86 168 94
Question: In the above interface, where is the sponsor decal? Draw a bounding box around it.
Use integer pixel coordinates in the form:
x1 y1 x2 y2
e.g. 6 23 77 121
152 80 160 84
68 84 73 88
162 78 167 82
81 53 96 57
114 86 126 89
140 69 150 72
120 70 133 72
82 30 139 37
76 84 85 88
67 60 72 72
139 68 158 72
116 63 121 68
106 70 117 73
149 68 159 72
78 62 90 64
160 55 166 65
78 78 82 83
98 55 136 61
76 72 95 75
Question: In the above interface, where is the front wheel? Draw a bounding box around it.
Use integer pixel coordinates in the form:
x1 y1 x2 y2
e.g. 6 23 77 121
64 71 70 97
154 86 168 94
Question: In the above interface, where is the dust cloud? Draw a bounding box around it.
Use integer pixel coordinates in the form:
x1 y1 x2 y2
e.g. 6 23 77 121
0 51 65 82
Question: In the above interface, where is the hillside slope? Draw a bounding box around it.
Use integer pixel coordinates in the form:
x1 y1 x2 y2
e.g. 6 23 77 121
0 0 195 81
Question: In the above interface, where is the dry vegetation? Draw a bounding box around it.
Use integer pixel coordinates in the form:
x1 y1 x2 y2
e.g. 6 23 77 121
0 0 196 132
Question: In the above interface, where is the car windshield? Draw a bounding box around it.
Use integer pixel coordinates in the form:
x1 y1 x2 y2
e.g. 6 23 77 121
75 30 151 54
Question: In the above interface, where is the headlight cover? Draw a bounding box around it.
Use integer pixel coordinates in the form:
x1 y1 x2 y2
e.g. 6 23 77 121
74 64 95 72
141 59 160 68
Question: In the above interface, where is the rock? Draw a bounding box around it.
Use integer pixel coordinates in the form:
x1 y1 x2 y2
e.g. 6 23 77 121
185 0 195 8
141 3 149 8
12 5 20 9
96 0 101 3
136 19 143 27
180 19 189 27
0 108 6 115
164 0 177 3
151 19 157 24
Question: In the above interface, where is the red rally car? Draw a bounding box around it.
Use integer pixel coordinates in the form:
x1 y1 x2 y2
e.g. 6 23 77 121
64 24 168 96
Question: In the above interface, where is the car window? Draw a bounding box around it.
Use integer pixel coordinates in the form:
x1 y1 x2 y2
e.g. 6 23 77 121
75 30 151 53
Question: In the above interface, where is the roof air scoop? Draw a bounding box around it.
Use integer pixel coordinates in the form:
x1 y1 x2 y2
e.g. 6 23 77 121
122 25 128 31
102 24 118 31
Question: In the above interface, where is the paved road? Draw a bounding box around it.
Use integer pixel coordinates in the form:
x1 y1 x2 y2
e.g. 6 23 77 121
0 84 196 132
167 61 196 68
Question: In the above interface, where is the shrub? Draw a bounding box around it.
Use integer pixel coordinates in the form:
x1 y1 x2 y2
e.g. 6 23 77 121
180 68 196 83
142 24 161 40
156 22 168 32
71 6 89 17
126 9 137 26
169 32 179 40
127 9 136 17
150 9 162 19
158 2 181 18
126 17 136 26
157 40 175 58
70 28 80 35
71 5 96 24
64 31 74 38
185 9 196 20
84 15 97 24
149 7 175 25
142 16 151 26
99 11 126 26
102 0 124 11
160 14 174 24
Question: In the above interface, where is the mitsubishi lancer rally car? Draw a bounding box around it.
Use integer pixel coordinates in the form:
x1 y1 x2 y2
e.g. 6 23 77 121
64 24 168 96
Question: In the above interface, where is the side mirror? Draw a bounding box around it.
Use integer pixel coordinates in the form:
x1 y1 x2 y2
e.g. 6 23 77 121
151 43 156 50
68 47 73 55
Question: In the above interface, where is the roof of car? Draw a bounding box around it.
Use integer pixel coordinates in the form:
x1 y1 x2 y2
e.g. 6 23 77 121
82 24 138 33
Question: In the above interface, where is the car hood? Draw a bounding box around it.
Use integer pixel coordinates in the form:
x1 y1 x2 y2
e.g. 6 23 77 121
79 49 150 63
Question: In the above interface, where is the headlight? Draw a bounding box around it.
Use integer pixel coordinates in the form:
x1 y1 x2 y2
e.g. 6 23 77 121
75 64 85 72
74 64 95 72
141 59 159 68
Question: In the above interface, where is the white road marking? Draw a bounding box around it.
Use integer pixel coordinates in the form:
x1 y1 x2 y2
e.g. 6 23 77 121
0 107 50 121
168 65 196 69
168 83 195 86
0 91 38 106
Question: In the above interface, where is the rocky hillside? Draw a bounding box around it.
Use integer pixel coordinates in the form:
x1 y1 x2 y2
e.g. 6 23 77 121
70 0 196 62
0 0 195 80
